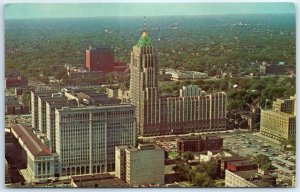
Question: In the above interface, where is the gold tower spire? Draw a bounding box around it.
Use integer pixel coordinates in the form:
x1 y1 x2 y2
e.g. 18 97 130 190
142 16 148 37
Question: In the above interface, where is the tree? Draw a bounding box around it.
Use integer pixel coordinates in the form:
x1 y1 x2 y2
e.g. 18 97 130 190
252 154 272 171
196 160 219 179
182 152 193 162
192 173 214 187
282 136 296 151
21 93 31 105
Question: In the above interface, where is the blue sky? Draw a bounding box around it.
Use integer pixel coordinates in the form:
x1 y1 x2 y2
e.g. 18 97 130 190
5 2 295 19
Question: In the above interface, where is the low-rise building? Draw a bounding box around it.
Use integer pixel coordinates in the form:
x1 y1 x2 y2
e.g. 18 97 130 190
6 99 30 115
5 75 28 88
259 63 295 75
199 150 232 162
218 156 248 178
70 173 128 187
177 135 223 154
227 161 258 172
10 124 58 182
164 68 208 80
106 87 119 99
225 169 276 187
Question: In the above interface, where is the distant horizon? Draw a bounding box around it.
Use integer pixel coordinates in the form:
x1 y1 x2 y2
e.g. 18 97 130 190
4 12 296 20
5 3 295 19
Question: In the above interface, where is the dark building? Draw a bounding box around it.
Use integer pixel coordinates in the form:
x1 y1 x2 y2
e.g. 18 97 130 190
5 96 30 115
259 63 295 75
15 86 35 96
70 173 128 187
227 161 258 172
177 135 223 154
202 135 224 151
5 75 28 88
177 138 202 153
85 47 115 73
217 156 258 178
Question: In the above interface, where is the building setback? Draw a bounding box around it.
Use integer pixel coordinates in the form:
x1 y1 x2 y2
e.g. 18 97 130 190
260 95 296 142
55 105 136 176
130 29 227 136
45 99 77 152
31 91 56 130
115 144 165 186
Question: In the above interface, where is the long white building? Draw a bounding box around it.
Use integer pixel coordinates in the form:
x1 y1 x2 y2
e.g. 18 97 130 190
55 105 136 176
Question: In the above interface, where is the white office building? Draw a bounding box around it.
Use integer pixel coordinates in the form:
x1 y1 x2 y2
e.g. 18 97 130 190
115 144 165 186
55 105 136 176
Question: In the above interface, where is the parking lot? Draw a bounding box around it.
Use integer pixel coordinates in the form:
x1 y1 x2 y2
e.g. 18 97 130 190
222 131 295 186
145 129 295 187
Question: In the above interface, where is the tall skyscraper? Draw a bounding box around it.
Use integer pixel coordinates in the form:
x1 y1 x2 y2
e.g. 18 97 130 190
130 20 227 136
130 27 160 136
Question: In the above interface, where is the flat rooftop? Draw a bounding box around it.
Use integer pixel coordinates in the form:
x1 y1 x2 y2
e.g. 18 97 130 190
228 160 257 167
71 173 128 188
126 143 162 152
233 170 275 187
57 104 134 112
262 109 295 118
220 156 246 162
11 124 52 157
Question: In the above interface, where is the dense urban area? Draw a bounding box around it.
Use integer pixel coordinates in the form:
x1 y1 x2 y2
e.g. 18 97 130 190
5 13 296 188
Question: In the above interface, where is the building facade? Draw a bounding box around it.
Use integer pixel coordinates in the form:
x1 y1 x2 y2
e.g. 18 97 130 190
259 64 295 75
130 29 227 136
177 135 223 154
5 75 28 88
115 144 165 186
260 95 296 142
55 105 136 176
31 91 55 130
85 47 115 73
115 145 129 181
45 99 77 152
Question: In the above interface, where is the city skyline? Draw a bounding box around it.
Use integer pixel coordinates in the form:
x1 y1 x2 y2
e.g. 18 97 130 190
4 1 296 188
5 2 295 19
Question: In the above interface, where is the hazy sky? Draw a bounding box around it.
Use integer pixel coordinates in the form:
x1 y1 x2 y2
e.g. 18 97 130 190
5 2 295 19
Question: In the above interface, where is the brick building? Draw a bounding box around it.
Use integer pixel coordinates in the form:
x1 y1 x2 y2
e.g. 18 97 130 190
177 135 223 154
259 63 295 75
5 96 30 115
227 161 258 172
218 156 246 177
5 75 28 88
85 47 115 73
